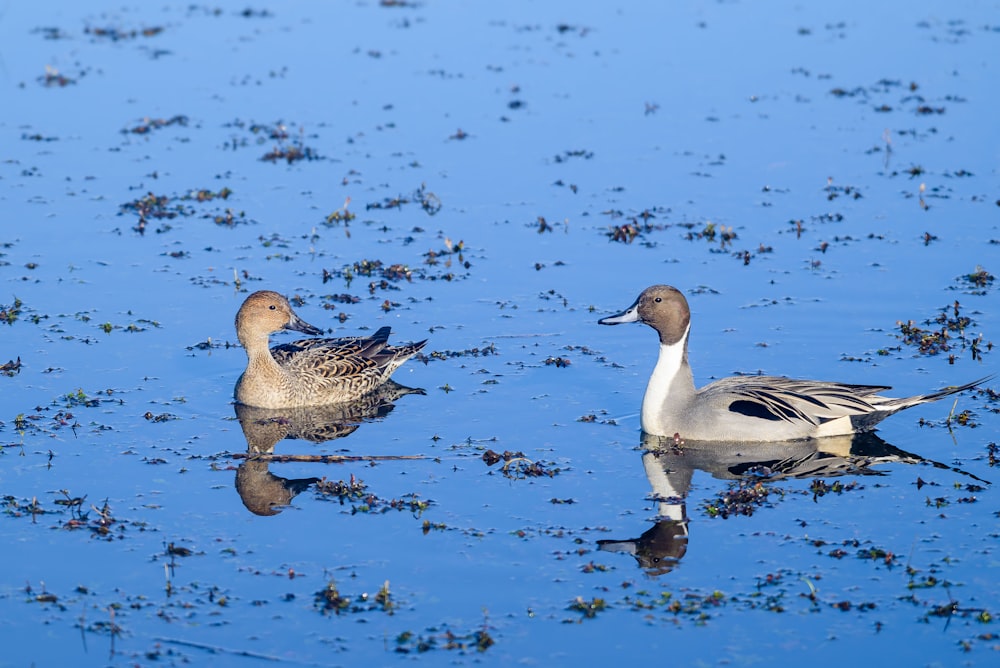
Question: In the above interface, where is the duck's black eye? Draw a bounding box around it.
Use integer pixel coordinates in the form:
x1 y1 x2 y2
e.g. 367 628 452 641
654 297 662 303
269 305 277 310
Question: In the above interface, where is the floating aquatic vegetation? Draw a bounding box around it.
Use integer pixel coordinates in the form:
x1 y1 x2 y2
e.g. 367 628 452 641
809 479 861 498
567 596 608 619
314 475 431 515
31 26 70 40
418 343 498 362
366 183 442 215
98 318 161 334
222 119 323 163
61 388 105 408
817 538 899 567
959 265 994 293
323 198 356 225
20 132 58 142
481 449 562 478
314 579 394 616
260 142 320 164
321 293 362 306
209 207 249 226
684 221 737 246
85 24 165 41
576 410 616 425
0 357 22 377
3 492 140 541
552 149 594 163
603 208 671 244
896 299 992 361
120 188 240 234
394 618 495 654
123 115 189 135
38 65 75 87
143 411 178 423
314 474 368 503
704 479 782 519
824 177 863 200
324 246 471 289
0 297 22 325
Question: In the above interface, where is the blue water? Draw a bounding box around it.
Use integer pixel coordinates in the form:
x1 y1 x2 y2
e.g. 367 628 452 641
1 1 998 665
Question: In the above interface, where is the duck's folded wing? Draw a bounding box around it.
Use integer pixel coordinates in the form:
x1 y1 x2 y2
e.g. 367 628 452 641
705 376 890 426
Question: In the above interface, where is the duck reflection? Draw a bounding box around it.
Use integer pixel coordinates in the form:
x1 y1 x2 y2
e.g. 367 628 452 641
234 381 424 516
598 432 978 576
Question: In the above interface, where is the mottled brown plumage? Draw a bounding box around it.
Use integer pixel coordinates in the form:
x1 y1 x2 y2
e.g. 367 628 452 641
234 290 426 408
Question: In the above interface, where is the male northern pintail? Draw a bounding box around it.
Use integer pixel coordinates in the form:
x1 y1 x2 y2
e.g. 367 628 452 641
599 284 993 442
234 290 426 409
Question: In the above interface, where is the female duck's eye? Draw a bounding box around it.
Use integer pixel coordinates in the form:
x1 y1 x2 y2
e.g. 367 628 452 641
655 297 662 303
269 305 277 310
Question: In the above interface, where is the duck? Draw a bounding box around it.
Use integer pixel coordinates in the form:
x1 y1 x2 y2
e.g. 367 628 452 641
234 290 426 409
598 284 993 442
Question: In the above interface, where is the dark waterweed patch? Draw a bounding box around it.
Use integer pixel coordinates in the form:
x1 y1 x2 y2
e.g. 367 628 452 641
566 596 608 620
482 449 562 478
223 120 322 164
0 297 23 324
143 411 178 422
314 579 394 616
704 479 782 518
622 588 728 621
3 492 148 539
324 198 356 225
1 357 22 377
185 337 237 352
603 207 671 244
818 537 898 567
314 475 431 514
86 24 165 41
261 142 320 164
809 479 861 498
418 343 498 362
683 220 737 248
61 388 110 408
120 188 239 234
959 265 995 294
896 299 992 360
366 183 442 215
38 65 76 87
394 617 495 654
124 115 189 135
324 242 472 290
577 409 616 425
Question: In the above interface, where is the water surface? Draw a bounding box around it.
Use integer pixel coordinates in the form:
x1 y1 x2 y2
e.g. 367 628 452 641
1 1 998 666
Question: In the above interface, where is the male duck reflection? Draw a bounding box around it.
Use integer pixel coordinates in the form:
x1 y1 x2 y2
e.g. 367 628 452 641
598 432 978 576
599 285 993 442
234 290 426 409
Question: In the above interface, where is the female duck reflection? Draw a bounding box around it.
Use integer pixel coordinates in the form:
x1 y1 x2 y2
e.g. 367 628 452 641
233 381 424 516
597 433 981 577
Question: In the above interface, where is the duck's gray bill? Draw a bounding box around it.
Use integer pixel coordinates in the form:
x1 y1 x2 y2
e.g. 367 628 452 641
286 313 324 336
598 300 640 325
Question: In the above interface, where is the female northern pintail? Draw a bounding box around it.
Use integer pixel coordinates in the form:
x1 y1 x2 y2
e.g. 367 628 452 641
599 285 993 442
234 290 426 409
